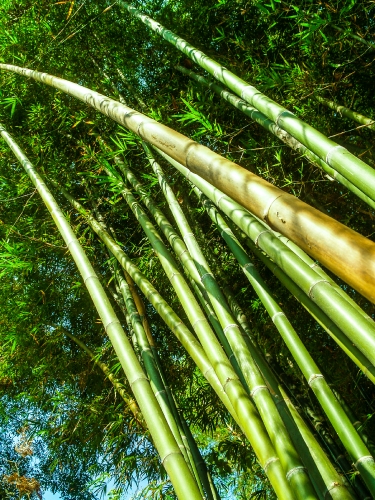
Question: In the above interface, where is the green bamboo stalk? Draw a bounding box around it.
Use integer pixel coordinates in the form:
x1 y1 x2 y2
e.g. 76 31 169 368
112 267 221 500
219 290 356 499
156 147 375 370
115 1 375 202
315 95 375 131
191 186 366 497
117 171 311 499
107 250 217 500
245 237 375 384
331 388 375 459
274 233 372 322
280 387 358 500
61 327 147 431
111 265 207 497
60 189 297 500
176 64 375 210
0 124 203 500
61 192 237 424
156 147 375 495
2 64 375 305
136 144 319 499
109 156 247 389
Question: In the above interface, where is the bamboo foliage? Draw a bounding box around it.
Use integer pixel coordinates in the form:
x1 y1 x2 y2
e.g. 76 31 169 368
0 123 204 500
1 64 375 306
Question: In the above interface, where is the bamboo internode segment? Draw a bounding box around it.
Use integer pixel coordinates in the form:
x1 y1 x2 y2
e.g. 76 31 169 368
1 63 375 305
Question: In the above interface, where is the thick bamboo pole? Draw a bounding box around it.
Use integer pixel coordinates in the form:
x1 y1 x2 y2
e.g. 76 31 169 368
245 238 375 385
156 148 375 370
116 1 375 202
1 64 375 304
60 191 297 500
158 149 375 495
176 65 375 210
315 95 375 131
0 124 203 500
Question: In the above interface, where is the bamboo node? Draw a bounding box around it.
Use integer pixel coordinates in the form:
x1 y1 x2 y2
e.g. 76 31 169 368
223 323 239 334
275 110 295 127
308 279 330 298
200 273 213 282
286 466 307 482
240 85 260 100
215 193 226 209
263 456 280 472
308 373 324 386
213 67 227 79
325 145 346 165
355 455 375 469
323 481 343 498
83 273 99 285
271 311 285 323
242 262 254 270
263 194 283 223
250 385 268 397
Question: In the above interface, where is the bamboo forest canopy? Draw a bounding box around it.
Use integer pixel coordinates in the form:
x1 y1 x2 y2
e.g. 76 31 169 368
0 0 375 499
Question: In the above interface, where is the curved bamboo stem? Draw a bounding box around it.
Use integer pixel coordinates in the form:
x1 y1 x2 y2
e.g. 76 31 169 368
60 189 297 500
0 123 203 500
135 144 317 499
1 64 375 305
156 147 375 370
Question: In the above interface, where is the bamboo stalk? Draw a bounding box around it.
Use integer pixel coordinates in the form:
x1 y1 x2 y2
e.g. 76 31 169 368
244 238 375 384
220 287 356 499
112 265 207 497
110 158 245 388
2 64 375 305
157 148 375 494
109 273 221 500
176 65 375 210
115 1 375 202
59 189 298 500
0 123 203 500
315 95 375 131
